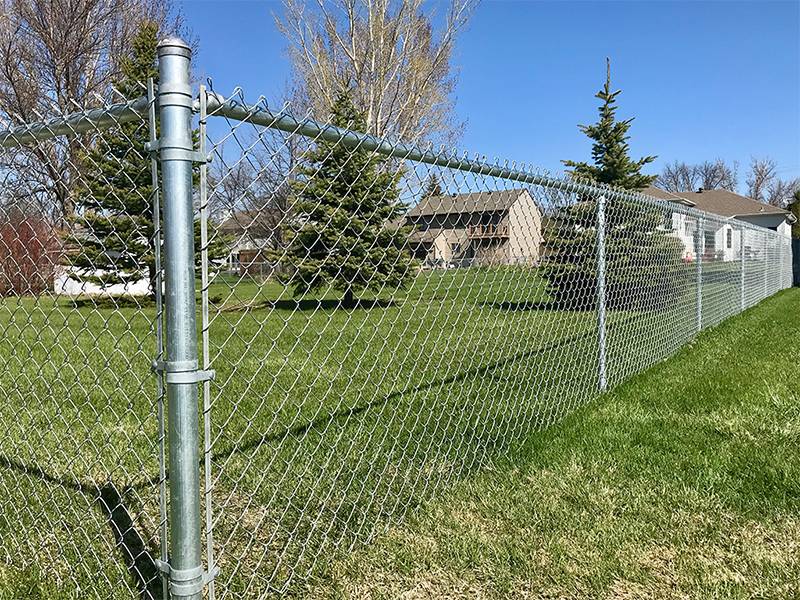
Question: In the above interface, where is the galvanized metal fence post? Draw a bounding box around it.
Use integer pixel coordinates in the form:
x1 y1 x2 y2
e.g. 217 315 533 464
153 37 210 600
147 76 170 600
596 194 607 391
781 238 787 289
695 216 703 332
198 84 217 600
764 233 769 298
740 226 746 311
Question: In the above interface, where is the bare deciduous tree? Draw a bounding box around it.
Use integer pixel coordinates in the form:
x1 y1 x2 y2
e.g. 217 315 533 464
656 160 697 192
209 129 302 253
766 177 800 208
695 159 737 191
746 157 777 204
275 0 476 143
656 159 737 193
0 0 183 220
0 0 180 120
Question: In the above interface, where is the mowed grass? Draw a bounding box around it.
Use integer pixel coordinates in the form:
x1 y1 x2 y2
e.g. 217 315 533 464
319 287 800 599
0 266 791 598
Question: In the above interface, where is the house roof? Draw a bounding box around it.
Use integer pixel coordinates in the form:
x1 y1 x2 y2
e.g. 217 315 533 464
406 189 526 218
407 228 444 244
219 209 282 235
642 186 695 206
644 186 792 219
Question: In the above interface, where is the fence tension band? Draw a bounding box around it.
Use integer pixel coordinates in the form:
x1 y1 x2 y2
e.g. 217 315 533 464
154 560 219 597
144 140 211 164
151 359 215 384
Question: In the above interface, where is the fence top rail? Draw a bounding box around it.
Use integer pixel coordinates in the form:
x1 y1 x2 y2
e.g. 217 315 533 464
0 96 149 149
0 85 791 242
204 90 792 241
205 91 623 197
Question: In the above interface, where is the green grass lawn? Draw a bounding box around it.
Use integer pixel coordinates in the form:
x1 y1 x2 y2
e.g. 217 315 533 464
0 267 793 599
319 288 800 599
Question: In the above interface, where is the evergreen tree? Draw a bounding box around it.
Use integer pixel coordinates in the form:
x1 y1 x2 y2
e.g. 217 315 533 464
276 90 414 306
422 173 443 198
562 59 657 189
542 197 685 310
791 189 800 240
69 22 159 292
543 59 683 310
70 22 227 296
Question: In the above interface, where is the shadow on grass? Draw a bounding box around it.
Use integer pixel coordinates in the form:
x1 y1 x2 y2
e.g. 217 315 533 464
210 313 630 462
0 455 163 600
485 299 594 312
199 312 646 594
220 297 397 313
0 311 632 596
70 296 156 310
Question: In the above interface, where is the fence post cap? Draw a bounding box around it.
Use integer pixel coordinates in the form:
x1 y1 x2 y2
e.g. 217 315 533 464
157 36 191 58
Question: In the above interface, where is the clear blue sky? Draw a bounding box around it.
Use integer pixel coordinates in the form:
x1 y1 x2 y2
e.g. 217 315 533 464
179 0 800 188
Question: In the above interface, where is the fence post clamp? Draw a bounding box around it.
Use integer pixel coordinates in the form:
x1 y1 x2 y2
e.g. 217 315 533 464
151 359 215 384
145 140 211 164
154 560 219 597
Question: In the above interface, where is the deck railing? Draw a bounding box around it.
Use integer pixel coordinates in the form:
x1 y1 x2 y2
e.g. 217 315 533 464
467 223 509 238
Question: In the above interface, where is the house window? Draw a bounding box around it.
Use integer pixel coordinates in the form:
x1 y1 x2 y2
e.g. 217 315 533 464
450 242 460 255
726 229 732 249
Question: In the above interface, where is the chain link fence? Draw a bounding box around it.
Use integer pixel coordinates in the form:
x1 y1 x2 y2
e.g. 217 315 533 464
0 38 793 599
0 82 167 599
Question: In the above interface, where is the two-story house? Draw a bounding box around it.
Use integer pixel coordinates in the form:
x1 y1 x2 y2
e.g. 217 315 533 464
404 189 543 267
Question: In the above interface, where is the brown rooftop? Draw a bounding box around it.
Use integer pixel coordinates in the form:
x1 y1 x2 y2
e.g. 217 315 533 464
644 186 791 218
406 189 527 218
219 209 282 234
642 186 693 205
407 228 444 244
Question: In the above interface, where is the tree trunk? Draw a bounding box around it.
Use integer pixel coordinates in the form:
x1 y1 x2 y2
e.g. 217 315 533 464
343 287 354 308
148 263 158 301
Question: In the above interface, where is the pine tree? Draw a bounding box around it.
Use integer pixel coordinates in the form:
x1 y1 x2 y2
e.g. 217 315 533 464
70 22 227 297
276 90 415 307
791 189 800 240
563 58 657 189
422 173 443 198
542 197 685 310
69 22 159 293
543 59 683 310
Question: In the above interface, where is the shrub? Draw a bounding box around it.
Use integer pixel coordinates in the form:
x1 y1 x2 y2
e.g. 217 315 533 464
0 210 59 296
542 197 686 311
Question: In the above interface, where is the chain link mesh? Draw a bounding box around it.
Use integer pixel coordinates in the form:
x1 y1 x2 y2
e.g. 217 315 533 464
0 82 792 599
0 85 167 598
199 88 793 597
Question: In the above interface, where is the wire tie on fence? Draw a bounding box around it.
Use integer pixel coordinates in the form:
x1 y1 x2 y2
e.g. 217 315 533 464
144 140 211 163
154 559 219 596
151 359 215 384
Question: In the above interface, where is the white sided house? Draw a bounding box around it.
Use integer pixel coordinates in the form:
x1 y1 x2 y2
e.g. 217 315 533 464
645 186 795 262
404 189 543 268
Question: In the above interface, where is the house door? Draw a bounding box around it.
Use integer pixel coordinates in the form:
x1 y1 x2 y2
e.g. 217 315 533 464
704 230 716 259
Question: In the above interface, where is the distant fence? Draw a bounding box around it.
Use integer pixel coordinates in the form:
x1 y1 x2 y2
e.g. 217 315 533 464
794 239 800 286
0 37 792 600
